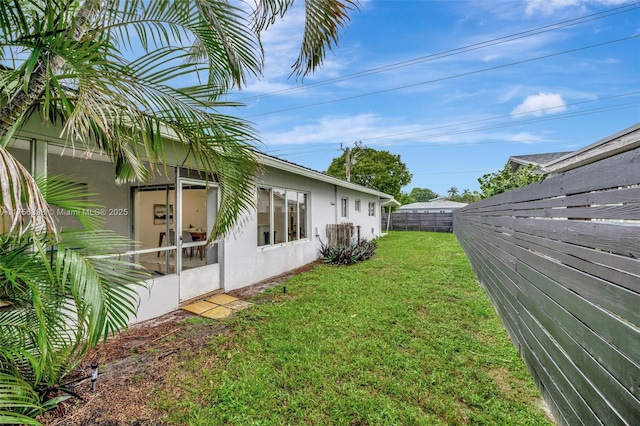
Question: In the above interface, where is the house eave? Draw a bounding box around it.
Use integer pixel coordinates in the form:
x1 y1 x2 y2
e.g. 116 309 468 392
542 123 640 173
256 153 397 202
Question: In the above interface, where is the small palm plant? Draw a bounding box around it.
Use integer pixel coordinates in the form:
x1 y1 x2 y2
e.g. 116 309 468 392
0 177 149 424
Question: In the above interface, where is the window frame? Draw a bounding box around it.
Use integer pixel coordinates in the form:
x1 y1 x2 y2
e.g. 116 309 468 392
258 187 310 247
368 202 376 217
341 197 349 218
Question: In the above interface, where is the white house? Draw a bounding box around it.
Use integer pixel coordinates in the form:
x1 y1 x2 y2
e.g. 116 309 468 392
397 197 467 213
7 119 397 324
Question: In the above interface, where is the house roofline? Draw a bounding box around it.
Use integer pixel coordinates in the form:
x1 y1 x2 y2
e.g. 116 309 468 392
542 122 640 173
12 122 398 205
256 152 397 203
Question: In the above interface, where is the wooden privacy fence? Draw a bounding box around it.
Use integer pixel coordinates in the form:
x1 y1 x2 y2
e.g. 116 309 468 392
326 223 358 246
453 148 640 425
382 212 453 232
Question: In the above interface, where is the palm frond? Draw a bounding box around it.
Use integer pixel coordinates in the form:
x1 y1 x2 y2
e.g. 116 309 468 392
0 146 57 237
53 229 149 345
293 0 358 77
252 0 358 77
0 373 47 424
36 175 104 231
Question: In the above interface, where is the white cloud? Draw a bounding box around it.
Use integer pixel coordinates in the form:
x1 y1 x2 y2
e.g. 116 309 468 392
498 86 522 103
483 54 500 62
262 113 425 146
511 92 567 117
508 132 545 143
524 0 634 16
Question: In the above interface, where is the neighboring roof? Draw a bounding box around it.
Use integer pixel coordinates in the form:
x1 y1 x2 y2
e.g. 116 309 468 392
507 151 572 172
398 197 468 210
505 123 640 175
542 122 640 173
257 152 397 202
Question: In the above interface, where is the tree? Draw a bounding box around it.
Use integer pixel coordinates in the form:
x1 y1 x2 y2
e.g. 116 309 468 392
409 187 440 202
0 0 356 239
477 164 547 199
0 178 150 424
447 186 459 200
326 147 412 200
0 0 356 421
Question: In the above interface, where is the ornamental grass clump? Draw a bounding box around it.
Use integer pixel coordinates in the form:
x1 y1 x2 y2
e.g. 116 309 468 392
320 239 377 265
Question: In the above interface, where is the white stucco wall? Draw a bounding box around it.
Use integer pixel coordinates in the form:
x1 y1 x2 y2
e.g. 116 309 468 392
221 167 385 291
334 187 383 240
131 275 180 324
9 127 392 323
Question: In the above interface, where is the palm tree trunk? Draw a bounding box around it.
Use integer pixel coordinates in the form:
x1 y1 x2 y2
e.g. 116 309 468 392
0 0 99 141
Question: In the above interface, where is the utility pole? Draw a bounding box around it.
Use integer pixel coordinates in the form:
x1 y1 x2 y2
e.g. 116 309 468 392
344 146 352 182
341 141 362 183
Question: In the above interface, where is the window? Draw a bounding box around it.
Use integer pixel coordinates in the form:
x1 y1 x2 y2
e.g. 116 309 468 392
341 197 349 218
273 189 286 244
257 187 271 246
368 202 376 216
355 199 361 212
287 191 299 242
258 187 309 246
299 193 307 239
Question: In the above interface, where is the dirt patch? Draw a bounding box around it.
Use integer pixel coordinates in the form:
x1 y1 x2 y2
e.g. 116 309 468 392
38 263 319 426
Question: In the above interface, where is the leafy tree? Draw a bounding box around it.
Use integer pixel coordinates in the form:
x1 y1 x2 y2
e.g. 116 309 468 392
409 187 440 202
397 192 416 205
459 189 482 203
0 0 356 421
326 147 412 200
478 164 547 199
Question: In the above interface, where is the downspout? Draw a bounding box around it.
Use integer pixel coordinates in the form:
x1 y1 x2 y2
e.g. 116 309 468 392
334 185 338 224
386 207 391 234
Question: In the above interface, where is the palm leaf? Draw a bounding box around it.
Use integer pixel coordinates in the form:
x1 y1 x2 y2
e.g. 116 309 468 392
0 373 45 424
36 175 104 231
52 229 149 345
0 146 57 237
253 0 358 77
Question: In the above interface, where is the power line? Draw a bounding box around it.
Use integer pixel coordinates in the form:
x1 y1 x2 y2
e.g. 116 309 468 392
263 91 639 152
234 3 640 102
247 35 640 118
263 91 639 155
274 102 639 157
371 102 638 146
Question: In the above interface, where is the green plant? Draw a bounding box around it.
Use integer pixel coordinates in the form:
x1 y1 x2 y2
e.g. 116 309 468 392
0 0 357 422
0 178 149 423
326 147 412 200
478 164 547 199
319 239 378 265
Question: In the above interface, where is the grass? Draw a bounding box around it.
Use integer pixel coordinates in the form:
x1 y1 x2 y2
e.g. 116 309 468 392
155 232 552 425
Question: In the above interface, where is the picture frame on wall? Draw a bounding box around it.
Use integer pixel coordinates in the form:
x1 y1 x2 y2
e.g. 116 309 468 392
153 204 173 224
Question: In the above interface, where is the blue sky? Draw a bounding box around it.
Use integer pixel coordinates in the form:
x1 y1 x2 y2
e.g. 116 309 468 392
228 0 640 196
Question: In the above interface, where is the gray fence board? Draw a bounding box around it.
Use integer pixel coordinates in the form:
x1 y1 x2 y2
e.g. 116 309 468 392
513 231 640 290
518 267 640 415
383 212 453 232
454 147 640 424
516 246 640 327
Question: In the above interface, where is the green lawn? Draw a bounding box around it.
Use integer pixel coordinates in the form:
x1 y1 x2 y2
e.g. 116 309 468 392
157 232 552 425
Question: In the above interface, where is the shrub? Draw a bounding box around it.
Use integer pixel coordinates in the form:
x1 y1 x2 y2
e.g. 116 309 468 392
320 239 377 266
